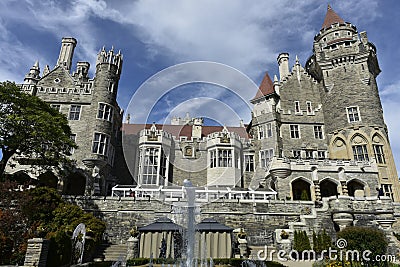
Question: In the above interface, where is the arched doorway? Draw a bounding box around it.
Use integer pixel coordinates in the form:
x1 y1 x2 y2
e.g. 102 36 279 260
63 172 86 195
8 171 32 184
347 180 365 197
37 172 58 188
292 179 311 200
320 179 338 198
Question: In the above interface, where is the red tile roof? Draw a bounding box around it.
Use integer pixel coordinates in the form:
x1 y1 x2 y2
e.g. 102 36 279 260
252 71 274 100
321 4 345 30
122 123 250 139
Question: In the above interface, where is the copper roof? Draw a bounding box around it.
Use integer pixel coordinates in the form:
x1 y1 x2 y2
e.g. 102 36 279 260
252 71 274 100
122 123 250 139
321 4 345 30
138 217 182 232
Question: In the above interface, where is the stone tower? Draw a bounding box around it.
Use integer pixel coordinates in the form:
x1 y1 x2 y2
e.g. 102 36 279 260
81 46 123 194
7 38 124 196
249 72 280 189
306 5 399 200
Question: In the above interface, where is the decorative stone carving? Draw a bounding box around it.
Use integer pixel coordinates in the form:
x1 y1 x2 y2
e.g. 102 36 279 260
332 212 353 230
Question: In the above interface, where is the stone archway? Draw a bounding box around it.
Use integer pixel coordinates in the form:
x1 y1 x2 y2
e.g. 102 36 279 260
320 179 338 198
347 179 365 197
63 172 86 195
292 178 311 200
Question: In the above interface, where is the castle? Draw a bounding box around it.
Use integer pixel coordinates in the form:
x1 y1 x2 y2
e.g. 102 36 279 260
8 5 399 203
6 6 400 259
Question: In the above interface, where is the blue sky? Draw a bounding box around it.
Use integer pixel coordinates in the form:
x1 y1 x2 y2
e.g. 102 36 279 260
0 0 399 171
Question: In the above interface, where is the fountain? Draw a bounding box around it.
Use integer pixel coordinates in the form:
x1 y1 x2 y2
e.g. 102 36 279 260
183 179 196 267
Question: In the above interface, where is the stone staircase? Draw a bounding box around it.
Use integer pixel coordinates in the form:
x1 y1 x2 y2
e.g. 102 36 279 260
92 242 128 262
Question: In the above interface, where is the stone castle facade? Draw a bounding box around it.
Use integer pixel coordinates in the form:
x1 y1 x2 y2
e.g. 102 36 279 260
6 5 399 204
9 6 400 261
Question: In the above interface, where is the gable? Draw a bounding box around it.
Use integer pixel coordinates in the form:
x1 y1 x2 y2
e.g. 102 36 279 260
37 66 76 88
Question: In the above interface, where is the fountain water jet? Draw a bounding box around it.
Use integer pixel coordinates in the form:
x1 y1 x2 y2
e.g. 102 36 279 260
183 179 196 267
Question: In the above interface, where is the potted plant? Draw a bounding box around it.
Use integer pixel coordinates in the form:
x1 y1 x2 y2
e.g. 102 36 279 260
280 230 289 239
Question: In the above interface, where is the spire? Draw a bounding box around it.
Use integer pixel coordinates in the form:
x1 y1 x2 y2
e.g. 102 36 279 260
252 72 275 100
24 60 41 85
43 65 50 76
321 4 345 29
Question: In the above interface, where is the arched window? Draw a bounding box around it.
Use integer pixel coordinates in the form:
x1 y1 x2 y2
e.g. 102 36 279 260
292 178 311 200
320 179 338 198
347 179 365 197
351 135 369 161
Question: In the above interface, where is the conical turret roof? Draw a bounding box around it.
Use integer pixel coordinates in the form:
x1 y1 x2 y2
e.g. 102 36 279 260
252 71 274 100
321 4 345 29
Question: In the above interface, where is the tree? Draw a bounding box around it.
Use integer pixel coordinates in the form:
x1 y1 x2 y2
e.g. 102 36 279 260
0 181 33 264
0 185 106 265
0 81 77 178
293 230 311 253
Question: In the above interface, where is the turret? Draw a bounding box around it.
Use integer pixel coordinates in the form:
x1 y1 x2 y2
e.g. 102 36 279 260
24 60 40 85
94 46 123 96
277 53 289 81
305 5 399 201
306 4 384 133
56 37 77 71
96 46 123 76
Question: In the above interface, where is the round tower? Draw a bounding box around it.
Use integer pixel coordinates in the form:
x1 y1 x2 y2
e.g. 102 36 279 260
91 46 123 152
306 5 399 201
84 46 123 194
307 5 384 133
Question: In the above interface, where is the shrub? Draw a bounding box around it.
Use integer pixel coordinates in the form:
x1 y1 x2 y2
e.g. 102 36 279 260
46 230 72 266
293 230 311 253
337 226 387 265
313 229 332 253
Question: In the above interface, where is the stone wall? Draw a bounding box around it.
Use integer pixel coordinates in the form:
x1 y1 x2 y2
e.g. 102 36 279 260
66 195 400 253
66 196 316 245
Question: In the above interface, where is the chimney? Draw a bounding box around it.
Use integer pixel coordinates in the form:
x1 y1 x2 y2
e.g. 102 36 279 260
192 117 203 139
277 53 289 81
76 61 90 79
56 37 77 71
